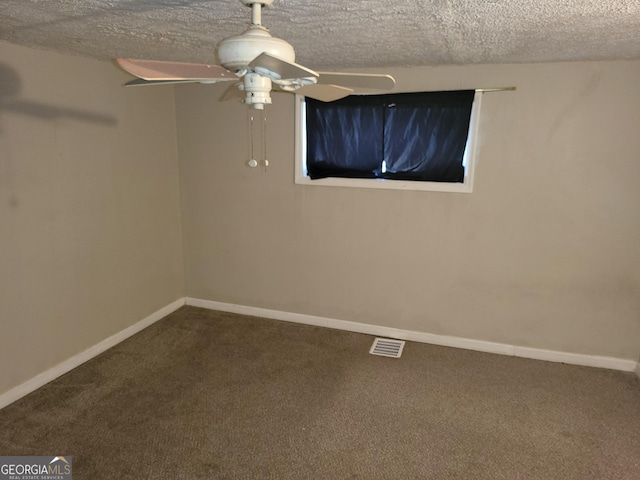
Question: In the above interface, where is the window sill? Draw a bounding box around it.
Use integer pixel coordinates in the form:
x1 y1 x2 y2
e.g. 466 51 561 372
294 174 473 193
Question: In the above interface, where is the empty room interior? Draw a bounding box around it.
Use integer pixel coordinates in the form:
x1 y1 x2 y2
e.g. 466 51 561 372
1 0 639 478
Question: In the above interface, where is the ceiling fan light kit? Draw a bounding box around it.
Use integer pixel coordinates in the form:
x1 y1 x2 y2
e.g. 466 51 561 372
115 0 396 109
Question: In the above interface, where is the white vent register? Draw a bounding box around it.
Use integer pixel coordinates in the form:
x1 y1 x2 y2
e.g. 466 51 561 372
369 338 406 358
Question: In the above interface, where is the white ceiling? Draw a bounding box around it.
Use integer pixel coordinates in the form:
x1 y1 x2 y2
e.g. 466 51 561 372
1 0 640 72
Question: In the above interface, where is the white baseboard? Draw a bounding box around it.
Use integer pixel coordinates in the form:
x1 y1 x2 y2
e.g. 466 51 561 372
3 297 635 411
0 298 186 410
187 297 639 373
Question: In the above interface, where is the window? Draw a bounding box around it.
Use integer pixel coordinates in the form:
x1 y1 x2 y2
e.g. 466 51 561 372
295 90 483 193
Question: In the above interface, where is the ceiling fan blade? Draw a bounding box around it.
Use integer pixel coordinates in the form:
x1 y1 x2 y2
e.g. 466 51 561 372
249 52 318 80
317 72 396 90
116 58 238 81
125 78 204 87
296 84 354 102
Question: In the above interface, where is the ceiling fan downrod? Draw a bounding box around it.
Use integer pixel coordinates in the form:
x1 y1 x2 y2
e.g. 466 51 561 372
241 0 274 27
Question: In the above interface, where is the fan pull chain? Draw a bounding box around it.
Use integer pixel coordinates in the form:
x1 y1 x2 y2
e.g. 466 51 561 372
262 111 269 171
247 109 268 171
248 111 258 168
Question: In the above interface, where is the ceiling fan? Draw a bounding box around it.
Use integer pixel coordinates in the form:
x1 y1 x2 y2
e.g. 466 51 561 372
116 0 395 109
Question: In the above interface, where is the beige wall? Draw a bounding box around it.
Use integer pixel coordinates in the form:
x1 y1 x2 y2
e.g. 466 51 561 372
177 60 640 360
1 42 637 400
0 43 185 395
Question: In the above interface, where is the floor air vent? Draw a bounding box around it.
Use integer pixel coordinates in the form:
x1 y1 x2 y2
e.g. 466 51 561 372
369 338 405 358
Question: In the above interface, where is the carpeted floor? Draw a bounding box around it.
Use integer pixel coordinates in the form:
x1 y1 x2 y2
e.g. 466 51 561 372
1 306 639 479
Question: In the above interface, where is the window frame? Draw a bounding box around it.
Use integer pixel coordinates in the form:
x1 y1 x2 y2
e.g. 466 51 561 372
294 91 483 193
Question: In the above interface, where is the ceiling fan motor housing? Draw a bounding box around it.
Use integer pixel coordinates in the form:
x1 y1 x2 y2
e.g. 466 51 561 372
217 26 295 72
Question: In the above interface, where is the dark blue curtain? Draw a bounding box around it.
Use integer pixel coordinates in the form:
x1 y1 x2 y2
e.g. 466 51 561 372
305 95 384 179
305 90 475 182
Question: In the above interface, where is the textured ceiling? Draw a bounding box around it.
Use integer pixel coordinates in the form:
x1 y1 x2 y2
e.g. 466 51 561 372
1 0 640 71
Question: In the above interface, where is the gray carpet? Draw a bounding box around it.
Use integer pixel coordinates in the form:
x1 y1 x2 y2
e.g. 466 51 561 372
1 306 639 479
